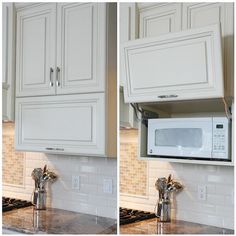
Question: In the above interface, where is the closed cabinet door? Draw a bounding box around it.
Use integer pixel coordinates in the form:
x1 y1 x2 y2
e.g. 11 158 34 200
56 3 106 95
182 2 234 98
15 93 105 156
182 3 226 30
16 4 56 97
139 3 182 38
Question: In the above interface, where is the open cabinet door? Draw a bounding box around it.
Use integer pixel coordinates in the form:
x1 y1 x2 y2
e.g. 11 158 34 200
121 24 224 103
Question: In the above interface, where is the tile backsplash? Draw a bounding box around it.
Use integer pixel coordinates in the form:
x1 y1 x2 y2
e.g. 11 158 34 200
120 129 147 196
120 129 234 230
2 123 117 219
2 123 25 186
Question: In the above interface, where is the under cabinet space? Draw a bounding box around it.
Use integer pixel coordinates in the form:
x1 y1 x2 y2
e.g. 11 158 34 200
138 118 234 166
15 94 106 156
135 101 234 166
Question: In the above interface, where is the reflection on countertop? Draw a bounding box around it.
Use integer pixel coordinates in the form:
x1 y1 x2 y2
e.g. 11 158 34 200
120 218 233 234
3 206 117 234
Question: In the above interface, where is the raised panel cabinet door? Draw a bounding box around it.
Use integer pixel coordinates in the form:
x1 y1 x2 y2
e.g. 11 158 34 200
56 3 106 94
16 4 56 97
139 3 182 38
182 3 226 30
15 93 105 156
182 2 234 98
122 24 224 103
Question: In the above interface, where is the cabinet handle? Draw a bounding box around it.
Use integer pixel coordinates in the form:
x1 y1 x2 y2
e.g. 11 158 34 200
158 95 178 99
56 67 60 87
50 68 54 87
45 147 64 151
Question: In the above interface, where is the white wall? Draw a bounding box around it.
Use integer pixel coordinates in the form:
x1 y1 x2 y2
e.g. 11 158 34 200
3 152 117 219
120 160 234 229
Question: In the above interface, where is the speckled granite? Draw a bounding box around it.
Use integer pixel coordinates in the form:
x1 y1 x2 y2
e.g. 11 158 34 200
120 218 234 234
3 206 117 234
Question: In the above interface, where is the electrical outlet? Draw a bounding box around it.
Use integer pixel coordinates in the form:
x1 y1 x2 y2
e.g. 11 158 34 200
103 178 113 194
72 176 80 190
198 185 207 201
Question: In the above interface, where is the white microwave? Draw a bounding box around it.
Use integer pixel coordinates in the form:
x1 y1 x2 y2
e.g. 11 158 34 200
147 117 230 161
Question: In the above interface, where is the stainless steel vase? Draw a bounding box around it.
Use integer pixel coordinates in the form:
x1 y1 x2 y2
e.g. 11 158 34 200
156 199 171 222
32 188 46 210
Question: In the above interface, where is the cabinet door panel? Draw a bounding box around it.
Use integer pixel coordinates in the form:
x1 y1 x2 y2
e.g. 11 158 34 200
56 3 106 94
139 3 181 38
15 93 105 156
122 25 224 103
182 2 234 98
183 3 224 30
16 4 56 97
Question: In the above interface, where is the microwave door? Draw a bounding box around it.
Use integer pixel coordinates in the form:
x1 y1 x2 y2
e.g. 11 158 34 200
148 119 212 158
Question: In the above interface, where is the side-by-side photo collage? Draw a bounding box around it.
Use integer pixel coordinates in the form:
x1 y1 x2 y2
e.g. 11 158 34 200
2 1 235 235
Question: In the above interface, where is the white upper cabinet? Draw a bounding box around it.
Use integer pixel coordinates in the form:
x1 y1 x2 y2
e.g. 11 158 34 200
2 3 15 121
15 94 105 156
122 24 224 103
139 3 181 38
16 4 56 97
122 3 233 103
56 3 106 94
14 3 117 157
182 3 234 98
16 3 106 97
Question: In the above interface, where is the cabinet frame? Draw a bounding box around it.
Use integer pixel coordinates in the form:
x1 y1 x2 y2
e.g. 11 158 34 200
2 3 16 121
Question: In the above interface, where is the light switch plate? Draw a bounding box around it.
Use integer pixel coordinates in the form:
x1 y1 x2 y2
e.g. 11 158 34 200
103 178 113 194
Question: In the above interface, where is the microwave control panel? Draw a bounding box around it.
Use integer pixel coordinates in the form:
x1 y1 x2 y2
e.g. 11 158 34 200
212 117 229 159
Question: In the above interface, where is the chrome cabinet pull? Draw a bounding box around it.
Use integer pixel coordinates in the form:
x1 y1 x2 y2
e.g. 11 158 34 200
56 67 60 87
46 147 64 151
49 68 54 87
158 95 178 99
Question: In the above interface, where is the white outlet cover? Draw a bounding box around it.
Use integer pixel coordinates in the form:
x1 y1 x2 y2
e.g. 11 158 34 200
103 178 113 194
198 185 207 201
72 176 80 190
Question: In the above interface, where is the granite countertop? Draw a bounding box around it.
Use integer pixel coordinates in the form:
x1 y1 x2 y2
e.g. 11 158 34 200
120 218 234 234
3 206 117 234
